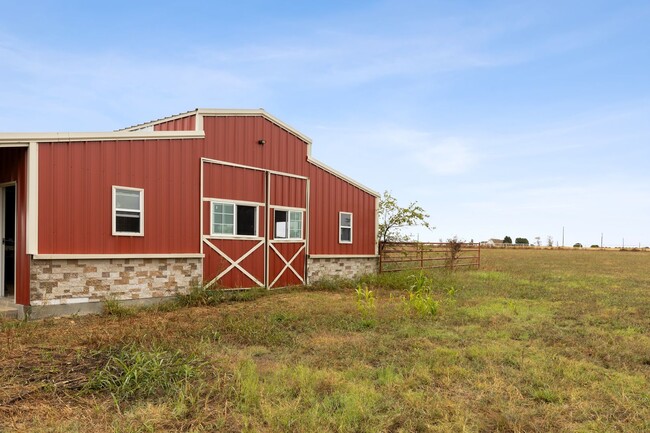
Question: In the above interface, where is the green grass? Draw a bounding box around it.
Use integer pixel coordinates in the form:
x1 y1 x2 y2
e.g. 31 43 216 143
1 248 650 432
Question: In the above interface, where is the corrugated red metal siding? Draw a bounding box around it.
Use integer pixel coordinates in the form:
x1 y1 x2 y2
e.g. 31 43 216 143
307 164 376 255
38 139 203 254
0 147 29 305
202 117 309 176
203 164 265 203
153 115 196 131
270 174 306 209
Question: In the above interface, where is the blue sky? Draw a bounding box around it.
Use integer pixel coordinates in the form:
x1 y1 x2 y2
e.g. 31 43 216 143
1 0 649 247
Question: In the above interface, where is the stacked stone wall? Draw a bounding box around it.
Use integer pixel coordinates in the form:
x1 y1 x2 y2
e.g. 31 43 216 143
307 256 378 282
30 258 202 306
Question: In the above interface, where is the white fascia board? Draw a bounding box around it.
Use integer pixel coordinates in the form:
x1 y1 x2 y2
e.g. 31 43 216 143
0 143 29 148
307 157 380 197
0 131 204 144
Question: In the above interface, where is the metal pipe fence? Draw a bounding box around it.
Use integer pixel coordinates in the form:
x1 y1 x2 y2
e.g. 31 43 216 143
379 241 481 273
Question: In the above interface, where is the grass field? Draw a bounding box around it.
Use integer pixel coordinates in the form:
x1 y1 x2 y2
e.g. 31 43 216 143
1 249 650 432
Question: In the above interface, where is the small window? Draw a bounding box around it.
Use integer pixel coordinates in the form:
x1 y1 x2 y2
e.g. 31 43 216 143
339 212 352 244
212 201 258 237
275 210 303 240
113 186 144 236
212 202 235 235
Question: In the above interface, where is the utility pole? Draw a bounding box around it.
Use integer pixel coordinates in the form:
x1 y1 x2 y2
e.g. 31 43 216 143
623 238 625 249
601 233 603 248
562 226 565 248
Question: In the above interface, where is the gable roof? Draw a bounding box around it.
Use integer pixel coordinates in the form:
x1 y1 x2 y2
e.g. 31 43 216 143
120 108 379 197
118 108 313 145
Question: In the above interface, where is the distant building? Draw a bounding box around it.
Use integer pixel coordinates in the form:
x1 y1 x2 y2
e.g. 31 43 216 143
481 238 505 246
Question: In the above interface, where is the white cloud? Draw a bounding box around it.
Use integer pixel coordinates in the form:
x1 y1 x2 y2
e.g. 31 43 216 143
414 138 479 175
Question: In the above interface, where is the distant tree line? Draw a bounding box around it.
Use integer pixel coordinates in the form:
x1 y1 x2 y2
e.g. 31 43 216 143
502 236 530 245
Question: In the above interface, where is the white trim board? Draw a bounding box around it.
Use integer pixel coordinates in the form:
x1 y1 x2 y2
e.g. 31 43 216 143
33 253 204 260
0 131 204 144
308 254 379 259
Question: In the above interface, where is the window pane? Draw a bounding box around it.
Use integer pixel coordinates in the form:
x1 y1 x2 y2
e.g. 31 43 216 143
212 202 235 235
237 205 256 236
116 189 140 210
116 210 141 233
341 227 351 242
340 213 351 227
275 210 287 238
289 223 302 239
289 211 302 239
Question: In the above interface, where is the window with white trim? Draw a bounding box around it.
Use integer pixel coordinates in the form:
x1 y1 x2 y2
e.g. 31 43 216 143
339 212 352 244
274 210 303 240
113 186 144 236
211 201 258 236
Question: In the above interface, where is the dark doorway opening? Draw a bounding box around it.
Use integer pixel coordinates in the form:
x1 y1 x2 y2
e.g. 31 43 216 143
2 185 15 298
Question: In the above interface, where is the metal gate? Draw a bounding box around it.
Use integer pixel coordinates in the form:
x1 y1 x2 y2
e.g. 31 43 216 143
201 159 308 289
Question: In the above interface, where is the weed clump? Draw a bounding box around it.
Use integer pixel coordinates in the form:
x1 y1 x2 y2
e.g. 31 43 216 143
175 284 267 307
84 343 203 402
355 283 377 327
102 298 136 317
405 271 439 317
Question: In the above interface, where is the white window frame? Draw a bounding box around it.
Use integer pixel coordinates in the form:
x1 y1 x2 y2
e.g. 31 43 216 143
339 211 353 244
273 208 304 240
112 186 144 237
210 199 260 238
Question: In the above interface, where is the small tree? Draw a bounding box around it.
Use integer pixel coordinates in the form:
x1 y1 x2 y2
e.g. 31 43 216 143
377 191 432 246
503 236 512 244
515 237 529 245
446 237 463 270
547 236 554 247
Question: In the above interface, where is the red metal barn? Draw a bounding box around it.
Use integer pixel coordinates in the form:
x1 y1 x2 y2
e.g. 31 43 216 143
0 109 378 317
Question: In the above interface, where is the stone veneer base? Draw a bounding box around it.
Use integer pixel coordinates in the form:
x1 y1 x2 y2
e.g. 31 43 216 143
307 256 378 283
30 257 202 307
